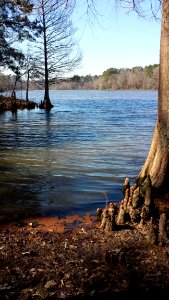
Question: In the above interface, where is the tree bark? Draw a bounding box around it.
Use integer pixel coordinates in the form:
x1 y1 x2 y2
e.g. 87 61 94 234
158 213 167 246
138 0 169 193
11 76 18 101
42 0 52 109
26 69 30 101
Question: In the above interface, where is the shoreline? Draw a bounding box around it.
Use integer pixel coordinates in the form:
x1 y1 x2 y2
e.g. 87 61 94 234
1 208 169 299
0 192 169 229
0 214 96 234
0 185 169 299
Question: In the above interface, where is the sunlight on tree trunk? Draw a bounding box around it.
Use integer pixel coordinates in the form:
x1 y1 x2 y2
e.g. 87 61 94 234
138 0 169 194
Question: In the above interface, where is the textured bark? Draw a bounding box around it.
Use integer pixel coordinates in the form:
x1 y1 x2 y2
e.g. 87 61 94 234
26 69 30 101
122 177 130 196
96 208 103 221
132 187 140 209
148 217 158 245
116 206 125 225
138 1 169 192
158 213 167 246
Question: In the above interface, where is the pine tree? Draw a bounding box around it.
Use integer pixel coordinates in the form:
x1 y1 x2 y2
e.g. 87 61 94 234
0 0 40 69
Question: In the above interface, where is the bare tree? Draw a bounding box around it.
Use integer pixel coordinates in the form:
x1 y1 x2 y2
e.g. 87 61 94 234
10 59 25 100
23 46 39 101
34 0 82 109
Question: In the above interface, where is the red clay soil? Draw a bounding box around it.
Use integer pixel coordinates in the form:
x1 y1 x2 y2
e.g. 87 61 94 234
1 203 169 300
0 214 96 234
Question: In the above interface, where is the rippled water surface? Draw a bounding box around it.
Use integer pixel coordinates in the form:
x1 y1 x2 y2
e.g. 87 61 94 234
0 90 157 219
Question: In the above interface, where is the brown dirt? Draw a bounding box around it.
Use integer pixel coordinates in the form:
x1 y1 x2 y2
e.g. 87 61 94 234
1 205 169 300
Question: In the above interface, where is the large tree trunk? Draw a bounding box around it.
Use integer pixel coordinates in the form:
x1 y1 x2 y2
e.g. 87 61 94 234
138 0 169 193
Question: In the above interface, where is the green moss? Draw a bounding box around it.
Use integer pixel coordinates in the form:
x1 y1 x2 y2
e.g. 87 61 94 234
35 289 49 299
138 175 147 186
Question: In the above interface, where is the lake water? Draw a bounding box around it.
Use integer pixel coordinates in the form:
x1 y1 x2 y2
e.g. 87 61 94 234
0 90 157 220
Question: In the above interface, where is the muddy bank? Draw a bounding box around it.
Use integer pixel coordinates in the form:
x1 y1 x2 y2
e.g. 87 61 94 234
1 211 169 300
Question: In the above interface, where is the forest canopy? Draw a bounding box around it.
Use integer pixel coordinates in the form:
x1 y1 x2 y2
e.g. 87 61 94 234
0 64 159 92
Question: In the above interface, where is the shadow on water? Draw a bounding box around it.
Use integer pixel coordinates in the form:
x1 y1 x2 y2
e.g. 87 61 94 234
12 109 17 119
0 173 43 225
45 109 51 125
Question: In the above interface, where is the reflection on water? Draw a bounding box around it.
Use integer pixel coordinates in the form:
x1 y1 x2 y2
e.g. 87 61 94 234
0 90 157 220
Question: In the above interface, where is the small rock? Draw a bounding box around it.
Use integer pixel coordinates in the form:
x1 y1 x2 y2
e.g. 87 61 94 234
44 280 56 289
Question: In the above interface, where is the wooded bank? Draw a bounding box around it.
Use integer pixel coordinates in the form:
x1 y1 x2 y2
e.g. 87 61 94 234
0 64 159 93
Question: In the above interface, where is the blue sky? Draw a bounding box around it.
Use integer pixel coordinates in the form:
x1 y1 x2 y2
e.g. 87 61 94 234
72 1 161 76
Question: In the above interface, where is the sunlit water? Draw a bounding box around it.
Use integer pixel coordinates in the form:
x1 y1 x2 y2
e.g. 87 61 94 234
0 90 157 220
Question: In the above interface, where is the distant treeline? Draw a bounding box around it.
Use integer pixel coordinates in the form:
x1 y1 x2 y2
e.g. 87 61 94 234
0 64 159 93
61 64 159 90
